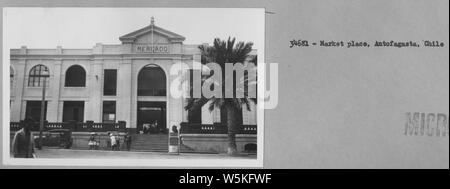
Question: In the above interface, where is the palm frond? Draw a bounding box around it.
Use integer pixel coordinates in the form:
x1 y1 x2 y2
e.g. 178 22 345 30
194 37 256 113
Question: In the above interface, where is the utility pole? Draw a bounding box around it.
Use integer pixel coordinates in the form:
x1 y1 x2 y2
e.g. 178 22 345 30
38 75 49 150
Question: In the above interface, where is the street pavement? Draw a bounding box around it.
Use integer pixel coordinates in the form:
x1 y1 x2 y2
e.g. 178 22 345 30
33 148 257 159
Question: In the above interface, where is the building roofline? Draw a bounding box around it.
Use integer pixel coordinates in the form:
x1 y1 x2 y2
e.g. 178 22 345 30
119 24 186 43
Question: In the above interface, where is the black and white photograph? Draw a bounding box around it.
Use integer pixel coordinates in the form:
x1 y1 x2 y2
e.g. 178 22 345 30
3 8 265 167
0 0 448 182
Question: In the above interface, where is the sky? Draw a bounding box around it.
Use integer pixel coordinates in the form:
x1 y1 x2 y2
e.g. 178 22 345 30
3 8 264 51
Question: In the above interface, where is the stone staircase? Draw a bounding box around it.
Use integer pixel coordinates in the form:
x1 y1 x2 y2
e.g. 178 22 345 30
130 134 195 153
130 134 168 152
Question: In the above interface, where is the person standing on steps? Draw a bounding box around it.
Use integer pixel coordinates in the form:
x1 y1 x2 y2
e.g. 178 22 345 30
124 132 132 151
110 133 116 151
115 134 120 151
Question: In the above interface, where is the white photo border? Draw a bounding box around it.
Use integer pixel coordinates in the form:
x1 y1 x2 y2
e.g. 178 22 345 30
2 7 265 168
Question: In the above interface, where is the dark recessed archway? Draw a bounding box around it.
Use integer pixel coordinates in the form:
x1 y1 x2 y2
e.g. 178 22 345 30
137 64 166 96
65 65 86 87
136 64 167 135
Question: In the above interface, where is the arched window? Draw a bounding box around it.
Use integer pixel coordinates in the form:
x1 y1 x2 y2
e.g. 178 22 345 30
28 64 49 87
138 65 166 96
65 65 86 87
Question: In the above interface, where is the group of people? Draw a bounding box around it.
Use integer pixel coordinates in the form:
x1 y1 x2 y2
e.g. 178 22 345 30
88 132 132 151
108 133 120 151
142 120 159 134
88 133 100 150
105 132 132 151
71 131 135 151
12 118 136 159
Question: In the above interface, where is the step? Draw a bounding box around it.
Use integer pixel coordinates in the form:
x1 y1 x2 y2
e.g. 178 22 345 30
132 146 167 148
130 134 170 152
132 143 167 145
131 148 168 150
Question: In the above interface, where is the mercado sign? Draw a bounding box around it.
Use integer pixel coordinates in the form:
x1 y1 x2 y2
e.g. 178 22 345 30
134 44 169 53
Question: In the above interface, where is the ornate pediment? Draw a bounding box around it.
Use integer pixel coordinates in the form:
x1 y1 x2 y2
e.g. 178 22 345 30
119 19 185 44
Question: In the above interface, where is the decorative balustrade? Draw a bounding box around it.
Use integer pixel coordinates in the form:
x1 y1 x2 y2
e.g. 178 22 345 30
10 121 126 132
180 122 257 135
87 121 126 132
10 122 21 131
241 125 258 135
45 122 70 130
11 121 255 134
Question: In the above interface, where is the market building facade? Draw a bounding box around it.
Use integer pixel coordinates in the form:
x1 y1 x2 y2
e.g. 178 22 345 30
9 19 257 153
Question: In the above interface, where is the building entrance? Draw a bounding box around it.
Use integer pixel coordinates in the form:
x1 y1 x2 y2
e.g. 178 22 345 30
137 101 166 134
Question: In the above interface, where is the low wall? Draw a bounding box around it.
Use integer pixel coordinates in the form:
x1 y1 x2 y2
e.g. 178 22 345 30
181 134 257 153
9 132 257 153
71 132 126 150
10 132 125 150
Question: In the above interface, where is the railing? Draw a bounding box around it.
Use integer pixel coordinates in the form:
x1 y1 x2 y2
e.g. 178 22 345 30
180 122 257 135
10 121 127 132
45 122 70 130
10 122 21 131
87 121 126 132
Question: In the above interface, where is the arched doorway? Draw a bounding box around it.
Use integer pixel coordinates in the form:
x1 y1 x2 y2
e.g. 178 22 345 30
137 64 167 134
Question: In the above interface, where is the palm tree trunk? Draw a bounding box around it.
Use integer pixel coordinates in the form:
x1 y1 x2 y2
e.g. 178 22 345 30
226 105 238 156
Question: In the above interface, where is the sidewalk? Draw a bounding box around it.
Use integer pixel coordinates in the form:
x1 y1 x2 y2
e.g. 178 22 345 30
34 148 257 159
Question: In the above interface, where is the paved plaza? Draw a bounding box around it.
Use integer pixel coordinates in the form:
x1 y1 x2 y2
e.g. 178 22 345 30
31 148 256 159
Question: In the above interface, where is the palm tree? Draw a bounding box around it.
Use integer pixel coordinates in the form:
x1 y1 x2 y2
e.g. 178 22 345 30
185 37 257 155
